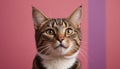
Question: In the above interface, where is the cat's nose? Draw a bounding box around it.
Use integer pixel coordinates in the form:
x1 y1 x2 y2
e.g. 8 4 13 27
59 39 64 43
57 34 65 43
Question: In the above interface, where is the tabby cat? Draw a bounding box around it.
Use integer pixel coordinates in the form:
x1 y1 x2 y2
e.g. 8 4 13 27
32 6 82 69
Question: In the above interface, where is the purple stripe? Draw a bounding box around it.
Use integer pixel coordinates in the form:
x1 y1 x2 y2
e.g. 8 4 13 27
88 0 106 69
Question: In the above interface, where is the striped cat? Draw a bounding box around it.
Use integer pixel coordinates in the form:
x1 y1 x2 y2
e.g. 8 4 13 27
32 6 82 69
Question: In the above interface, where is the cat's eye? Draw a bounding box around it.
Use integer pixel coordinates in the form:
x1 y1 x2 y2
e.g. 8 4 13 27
66 28 73 35
46 29 54 35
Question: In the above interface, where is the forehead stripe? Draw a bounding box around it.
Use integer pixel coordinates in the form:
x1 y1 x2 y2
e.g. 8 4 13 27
46 18 72 28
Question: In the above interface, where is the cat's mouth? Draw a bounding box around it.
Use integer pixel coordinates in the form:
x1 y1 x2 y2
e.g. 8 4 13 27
55 44 68 49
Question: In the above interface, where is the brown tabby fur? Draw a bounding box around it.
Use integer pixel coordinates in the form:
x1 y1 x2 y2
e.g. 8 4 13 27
32 6 82 69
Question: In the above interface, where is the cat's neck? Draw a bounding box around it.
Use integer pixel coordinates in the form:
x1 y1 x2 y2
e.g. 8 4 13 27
37 52 78 69
41 55 77 69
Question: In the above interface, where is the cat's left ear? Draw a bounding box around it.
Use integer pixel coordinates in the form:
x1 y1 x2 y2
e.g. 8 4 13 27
67 6 82 26
32 7 47 29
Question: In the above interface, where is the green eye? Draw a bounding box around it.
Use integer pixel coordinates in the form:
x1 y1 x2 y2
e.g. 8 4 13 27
66 28 73 34
46 29 54 35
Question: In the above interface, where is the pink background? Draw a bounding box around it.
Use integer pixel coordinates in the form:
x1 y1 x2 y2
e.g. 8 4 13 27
0 0 88 69
1 0 120 69
106 0 120 69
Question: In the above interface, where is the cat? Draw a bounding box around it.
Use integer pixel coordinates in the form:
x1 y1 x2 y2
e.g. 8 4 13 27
32 6 82 69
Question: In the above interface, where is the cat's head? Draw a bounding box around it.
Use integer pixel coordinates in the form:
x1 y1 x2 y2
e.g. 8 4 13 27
32 6 82 59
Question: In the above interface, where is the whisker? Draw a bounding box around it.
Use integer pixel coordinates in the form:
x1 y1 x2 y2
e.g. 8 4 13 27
44 48 51 55
79 48 88 57
72 48 78 51
80 46 87 51
71 47 88 61
37 46 47 50
73 46 79 49
73 45 88 51
79 52 88 63
39 46 49 54
80 45 88 47
82 31 87 34
80 47 88 51
79 51 87 59
73 48 79 51
81 41 88 44
71 47 79 52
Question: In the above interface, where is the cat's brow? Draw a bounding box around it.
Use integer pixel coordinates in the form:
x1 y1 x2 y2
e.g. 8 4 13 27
49 19 55 27
55 18 63 25
62 19 68 27
49 18 68 27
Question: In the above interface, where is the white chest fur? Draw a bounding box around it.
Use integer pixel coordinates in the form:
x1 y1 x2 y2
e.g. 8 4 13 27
42 57 76 69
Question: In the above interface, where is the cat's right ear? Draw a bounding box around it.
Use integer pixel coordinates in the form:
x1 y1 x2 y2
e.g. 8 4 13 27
32 7 47 29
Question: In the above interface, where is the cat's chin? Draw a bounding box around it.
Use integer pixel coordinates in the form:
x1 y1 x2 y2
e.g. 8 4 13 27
37 44 78 59
37 49 79 60
54 44 72 55
55 47 67 55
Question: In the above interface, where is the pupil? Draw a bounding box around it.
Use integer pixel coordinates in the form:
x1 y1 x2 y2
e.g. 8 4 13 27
49 30 53 35
68 29 71 33
50 31 52 34
66 28 72 34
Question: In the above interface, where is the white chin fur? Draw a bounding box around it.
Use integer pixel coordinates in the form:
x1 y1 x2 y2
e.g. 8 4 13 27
37 48 80 69
37 53 54 60
64 50 80 59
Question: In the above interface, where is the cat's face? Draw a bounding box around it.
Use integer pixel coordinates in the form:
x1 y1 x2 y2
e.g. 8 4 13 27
32 6 82 58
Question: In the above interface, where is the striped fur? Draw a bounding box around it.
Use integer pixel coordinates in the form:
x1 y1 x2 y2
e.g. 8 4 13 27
32 6 82 69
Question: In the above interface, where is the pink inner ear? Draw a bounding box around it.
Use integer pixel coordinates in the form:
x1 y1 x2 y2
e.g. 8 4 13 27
32 7 47 25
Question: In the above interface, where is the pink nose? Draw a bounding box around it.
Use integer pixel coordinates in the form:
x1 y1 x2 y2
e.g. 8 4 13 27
58 34 64 42
59 39 64 43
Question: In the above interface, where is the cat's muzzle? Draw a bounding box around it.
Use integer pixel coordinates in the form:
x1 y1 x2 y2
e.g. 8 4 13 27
55 43 68 49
